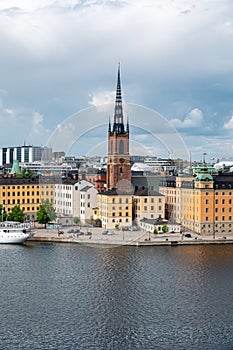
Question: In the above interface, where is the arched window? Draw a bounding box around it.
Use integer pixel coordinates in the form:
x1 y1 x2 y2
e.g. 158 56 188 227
119 140 124 154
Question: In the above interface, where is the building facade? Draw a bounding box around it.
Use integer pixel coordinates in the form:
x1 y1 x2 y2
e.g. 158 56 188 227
159 165 233 235
0 146 52 166
133 188 165 225
0 177 55 221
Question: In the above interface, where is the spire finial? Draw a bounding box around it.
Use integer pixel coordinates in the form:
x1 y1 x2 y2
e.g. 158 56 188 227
113 62 124 133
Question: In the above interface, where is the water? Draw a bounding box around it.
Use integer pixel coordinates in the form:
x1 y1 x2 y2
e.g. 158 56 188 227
0 242 233 349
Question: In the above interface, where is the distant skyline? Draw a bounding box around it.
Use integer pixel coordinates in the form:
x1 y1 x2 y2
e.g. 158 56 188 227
0 0 233 162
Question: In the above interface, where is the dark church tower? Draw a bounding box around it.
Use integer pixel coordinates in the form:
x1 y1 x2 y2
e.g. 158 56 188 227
107 64 131 190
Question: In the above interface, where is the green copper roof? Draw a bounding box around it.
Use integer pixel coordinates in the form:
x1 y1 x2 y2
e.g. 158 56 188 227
195 173 213 182
10 160 21 175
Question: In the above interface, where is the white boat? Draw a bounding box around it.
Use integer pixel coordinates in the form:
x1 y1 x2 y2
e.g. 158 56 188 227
0 221 34 244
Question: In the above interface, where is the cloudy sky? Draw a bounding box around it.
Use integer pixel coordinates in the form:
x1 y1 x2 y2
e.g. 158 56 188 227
0 0 233 161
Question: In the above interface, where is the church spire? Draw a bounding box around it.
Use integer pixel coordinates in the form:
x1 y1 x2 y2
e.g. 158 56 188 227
113 63 125 134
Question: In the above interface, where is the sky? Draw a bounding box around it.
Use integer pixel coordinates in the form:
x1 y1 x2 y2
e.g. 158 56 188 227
0 0 233 162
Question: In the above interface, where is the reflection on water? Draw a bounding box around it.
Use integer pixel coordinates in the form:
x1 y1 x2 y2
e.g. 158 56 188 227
0 243 233 349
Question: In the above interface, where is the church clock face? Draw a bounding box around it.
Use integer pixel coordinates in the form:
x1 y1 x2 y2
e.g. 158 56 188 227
119 158 125 163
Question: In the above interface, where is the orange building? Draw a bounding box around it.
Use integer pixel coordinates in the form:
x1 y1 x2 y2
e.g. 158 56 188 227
159 166 233 235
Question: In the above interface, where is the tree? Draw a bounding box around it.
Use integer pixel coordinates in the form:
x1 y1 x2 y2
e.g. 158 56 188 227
0 205 7 222
73 217 80 225
43 199 56 222
8 205 26 223
162 225 168 233
17 168 34 178
153 228 158 235
37 200 56 227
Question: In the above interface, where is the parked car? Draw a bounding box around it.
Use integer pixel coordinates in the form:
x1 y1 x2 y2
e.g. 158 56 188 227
67 229 74 233
102 230 108 235
77 231 84 236
86 231 92 236
73 229 80 233
129 226 139 231
184 233 192 238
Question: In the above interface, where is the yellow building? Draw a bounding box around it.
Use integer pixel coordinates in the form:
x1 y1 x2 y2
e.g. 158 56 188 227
0 177 54 221
97 189 132 230
133 188 165 225
159 168 233 235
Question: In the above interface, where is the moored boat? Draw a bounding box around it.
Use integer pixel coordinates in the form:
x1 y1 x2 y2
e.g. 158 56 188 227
0 221 34 244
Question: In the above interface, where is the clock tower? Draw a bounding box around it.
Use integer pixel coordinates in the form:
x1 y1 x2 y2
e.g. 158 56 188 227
107 64 131 191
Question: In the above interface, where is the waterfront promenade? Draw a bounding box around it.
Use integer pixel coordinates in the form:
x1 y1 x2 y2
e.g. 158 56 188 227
28 226 233 246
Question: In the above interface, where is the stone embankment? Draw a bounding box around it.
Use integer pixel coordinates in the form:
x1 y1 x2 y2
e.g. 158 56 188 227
27 227 233 247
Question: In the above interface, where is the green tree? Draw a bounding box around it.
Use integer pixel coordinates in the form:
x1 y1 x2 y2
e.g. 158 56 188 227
162 225 168 233
153 228 158 235
17 168 34 178
0 205 7 222
7 205 26 223
37 200 56 227
73 217 80 225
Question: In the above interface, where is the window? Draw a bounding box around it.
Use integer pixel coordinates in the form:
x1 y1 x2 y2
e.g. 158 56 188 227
222 208 225 213
216 199 218 204
206 200 209 204
222 216 225 221
215 208 218 213
206 208 208 213
229 199 232 204
206 217 208 221
222 199 225 204
144 198 147 203
151 206 154 210
206 192 208 196
119 140 124 154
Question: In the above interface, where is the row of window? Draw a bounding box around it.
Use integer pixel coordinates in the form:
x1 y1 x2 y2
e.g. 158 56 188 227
2 191 53 196
133 206 162 211
206 216 232 221
3 199 40 204
6 206 39 212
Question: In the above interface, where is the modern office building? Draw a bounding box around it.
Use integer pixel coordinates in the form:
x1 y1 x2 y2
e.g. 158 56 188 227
0 145 52 166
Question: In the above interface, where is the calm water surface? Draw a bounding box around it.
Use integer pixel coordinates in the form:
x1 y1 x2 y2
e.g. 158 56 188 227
0 242 233 349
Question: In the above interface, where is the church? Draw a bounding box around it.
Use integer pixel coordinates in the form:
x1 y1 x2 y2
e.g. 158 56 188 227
96 64 133 230
95 65 164 230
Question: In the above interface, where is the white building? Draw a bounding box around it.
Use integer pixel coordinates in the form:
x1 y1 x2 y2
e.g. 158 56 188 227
79 185 97 224
139 217 181 234
54 180 75 217
54 179 97 224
